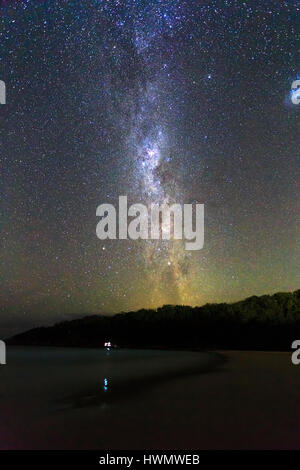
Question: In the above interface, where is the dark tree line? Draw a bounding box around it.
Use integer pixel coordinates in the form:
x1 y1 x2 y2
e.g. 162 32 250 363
8 290 300 350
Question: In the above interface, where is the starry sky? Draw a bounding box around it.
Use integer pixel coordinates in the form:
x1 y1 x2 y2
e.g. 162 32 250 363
0 0 299 336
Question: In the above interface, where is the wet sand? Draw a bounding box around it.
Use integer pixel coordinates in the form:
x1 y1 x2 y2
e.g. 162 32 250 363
0 348 298 449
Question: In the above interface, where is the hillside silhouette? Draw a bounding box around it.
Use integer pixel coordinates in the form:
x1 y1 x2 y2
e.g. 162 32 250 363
7 290 300 350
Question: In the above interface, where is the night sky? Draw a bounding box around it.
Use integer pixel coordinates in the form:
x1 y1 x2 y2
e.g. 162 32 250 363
0 0 299 336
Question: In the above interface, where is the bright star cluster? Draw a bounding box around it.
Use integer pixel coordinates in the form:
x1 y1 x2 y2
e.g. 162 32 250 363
0 0 299 336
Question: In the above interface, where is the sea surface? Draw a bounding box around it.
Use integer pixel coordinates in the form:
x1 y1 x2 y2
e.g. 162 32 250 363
0 347 298 449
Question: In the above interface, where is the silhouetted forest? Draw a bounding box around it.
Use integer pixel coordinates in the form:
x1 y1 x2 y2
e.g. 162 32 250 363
7 290 300 350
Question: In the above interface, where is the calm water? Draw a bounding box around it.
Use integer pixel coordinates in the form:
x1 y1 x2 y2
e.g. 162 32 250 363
0 347 299 449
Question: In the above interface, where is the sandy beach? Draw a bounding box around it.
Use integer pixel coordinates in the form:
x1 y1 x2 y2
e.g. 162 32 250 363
0 347 298 449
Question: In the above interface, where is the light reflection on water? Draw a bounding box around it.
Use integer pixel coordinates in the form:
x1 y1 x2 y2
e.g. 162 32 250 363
104 378 108 392
104 346 111 392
